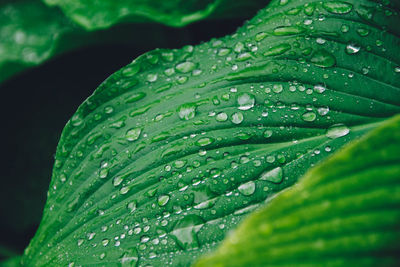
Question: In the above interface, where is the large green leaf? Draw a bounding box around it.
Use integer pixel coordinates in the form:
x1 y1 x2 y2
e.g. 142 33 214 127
23 0 400 266
195 114 400 267
43 0 269 30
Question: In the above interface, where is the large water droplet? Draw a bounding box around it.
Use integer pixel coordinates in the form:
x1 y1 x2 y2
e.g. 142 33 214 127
176 62 196 73
322 1 353 14
216 112 228 122
326 124 350 139
273 26 305 36
126 128 141 141
310 49 336 68
260 167 283 183
170 215 204 250
238 181 256 196
195 137 214 147
178 103 196 120
346 43 361 54
231 112 244 124
237 93 255 110
301 112 317 122
158 195 170 206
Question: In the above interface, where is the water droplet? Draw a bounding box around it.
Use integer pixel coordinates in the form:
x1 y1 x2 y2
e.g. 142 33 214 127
125 128 141 141
158 195 170 206
238 181 256 196
263 130 273 138
120 186 129 195
237 93 255 110
170 215 204 250
218 48 231 56
263 43 291 56
273 26 305 36
146 73 158 82
71 114 83 127
113 176 123 186
196 137 214 147
127 201 137 213
323 1 353 14
395 66 400 73
231 112 244 124
356 28 370 37
102 239 109 247
216 112 228 122
326 124 350 139
237 52 252 61
176 62 196 73
301 112 317 122
255 32 268 41
260 167 283 183
272 84 283 93
314 84 326 93
317 106 330 116
346 43 361 54
310 49 336 68
122 63 140 77
178 103 196 120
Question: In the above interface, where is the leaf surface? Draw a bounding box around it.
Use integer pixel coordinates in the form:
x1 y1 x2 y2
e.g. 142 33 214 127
195 114 400 266
23 0 400 266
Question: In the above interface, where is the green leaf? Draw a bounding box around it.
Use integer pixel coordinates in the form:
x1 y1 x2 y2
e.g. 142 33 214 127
43 0 270 30
23 0 400 266
195 114 400 267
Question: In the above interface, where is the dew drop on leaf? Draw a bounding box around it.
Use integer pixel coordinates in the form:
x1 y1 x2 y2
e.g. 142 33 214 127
301 112 317 122
176 61 196 73
125 128 141 141
237 92 255 110
238 181 256 196
346 43 361 54
157 195 170 206
322 1 353 14
325 124 350 139
178 103 196 120
260 167 283 183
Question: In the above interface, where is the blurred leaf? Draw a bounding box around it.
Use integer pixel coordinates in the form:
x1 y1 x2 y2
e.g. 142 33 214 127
22 0 400 266
0 0 268 84
43 0 269 30
195 114 400 266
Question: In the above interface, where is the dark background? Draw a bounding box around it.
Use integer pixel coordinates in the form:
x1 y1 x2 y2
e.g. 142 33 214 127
0 18 247 259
